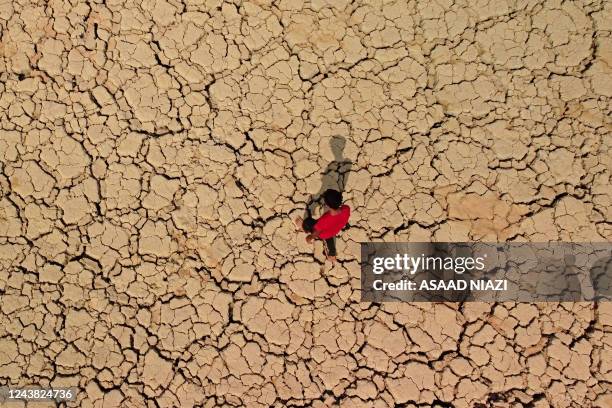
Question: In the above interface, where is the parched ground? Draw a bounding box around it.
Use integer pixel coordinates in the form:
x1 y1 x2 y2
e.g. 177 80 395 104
0 0 611 407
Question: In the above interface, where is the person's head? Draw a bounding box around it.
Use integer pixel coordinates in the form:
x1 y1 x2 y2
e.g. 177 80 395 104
330 136 346 160
323 189 342 209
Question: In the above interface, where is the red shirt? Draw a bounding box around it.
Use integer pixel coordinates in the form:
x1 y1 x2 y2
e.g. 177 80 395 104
314 205 350 239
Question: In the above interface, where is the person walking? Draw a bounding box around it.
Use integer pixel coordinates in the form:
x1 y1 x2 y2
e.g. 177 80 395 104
295 189 350 264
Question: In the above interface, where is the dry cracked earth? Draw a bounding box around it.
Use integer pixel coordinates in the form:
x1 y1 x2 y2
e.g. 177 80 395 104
0 0 611 407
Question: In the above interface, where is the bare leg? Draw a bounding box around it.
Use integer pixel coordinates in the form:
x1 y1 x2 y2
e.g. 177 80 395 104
323 240 337 264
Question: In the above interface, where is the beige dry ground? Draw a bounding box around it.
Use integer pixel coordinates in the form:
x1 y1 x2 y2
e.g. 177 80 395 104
0 0 611 407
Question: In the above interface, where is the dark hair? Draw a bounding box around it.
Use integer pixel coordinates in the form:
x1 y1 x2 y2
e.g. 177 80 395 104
323 189 342 209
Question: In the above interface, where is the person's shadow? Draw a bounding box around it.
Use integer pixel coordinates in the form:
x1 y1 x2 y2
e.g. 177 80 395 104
305 135 352 218
589 250 612 301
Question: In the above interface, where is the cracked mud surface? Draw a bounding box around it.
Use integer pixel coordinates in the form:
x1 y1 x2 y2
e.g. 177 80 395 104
1 0 611 406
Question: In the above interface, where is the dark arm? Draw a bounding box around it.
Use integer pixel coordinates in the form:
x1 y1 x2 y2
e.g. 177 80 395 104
306 229 321 242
